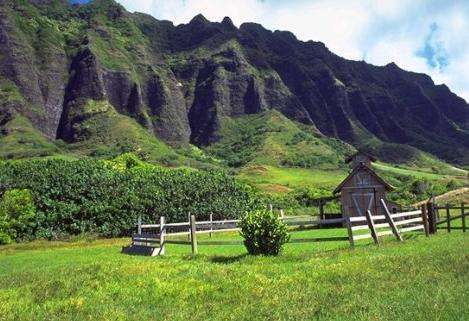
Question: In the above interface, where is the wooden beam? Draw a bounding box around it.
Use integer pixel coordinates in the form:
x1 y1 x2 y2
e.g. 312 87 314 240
190 214 198 255
209 213 213 238
137 215 142 235
446 203 451 233
380 199 402 241
420 204 430 237
462 203 466 233
319 201 325 221
427 202 437 234
158 216 165 255
344 216 355 248
365 210 380 245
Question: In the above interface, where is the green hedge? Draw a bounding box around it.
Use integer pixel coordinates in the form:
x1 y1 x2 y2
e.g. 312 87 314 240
0 156 262 240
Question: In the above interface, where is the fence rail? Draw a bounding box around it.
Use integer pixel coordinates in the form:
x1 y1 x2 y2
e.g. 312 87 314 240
122 200 465 256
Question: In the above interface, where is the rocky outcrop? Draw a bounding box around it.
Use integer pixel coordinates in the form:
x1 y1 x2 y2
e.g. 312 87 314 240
0 0 468 164
0 2 68 139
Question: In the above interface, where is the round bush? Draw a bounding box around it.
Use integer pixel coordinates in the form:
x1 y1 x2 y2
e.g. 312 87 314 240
239 210 290 256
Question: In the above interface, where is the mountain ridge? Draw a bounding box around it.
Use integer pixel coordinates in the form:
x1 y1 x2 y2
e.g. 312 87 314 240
0 0 468 167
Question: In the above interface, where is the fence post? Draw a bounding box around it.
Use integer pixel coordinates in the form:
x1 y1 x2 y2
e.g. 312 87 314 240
190 214 198 255
137 215 142 235
446 203 451 233
209 213 213 238
319 200 325 221
269 204 273 212
158 216 165 255
462 203 466 233
365 210 379 245
380 199 402 241
187 212 191 241
280 209 285 218
421 204 430 237
345 216 354 248
427 202 436 234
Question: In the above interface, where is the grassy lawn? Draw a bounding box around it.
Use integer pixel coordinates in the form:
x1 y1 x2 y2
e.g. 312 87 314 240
237 165 347 193
372 162 456 180
0 229 467 321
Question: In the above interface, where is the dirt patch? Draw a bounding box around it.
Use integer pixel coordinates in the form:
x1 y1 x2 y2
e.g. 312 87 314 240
260 183 292 194
243 164 269 175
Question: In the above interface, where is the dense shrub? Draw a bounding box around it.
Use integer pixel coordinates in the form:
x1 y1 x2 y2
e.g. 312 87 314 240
0 156 262 240
0 189 36 244
239 210 290 255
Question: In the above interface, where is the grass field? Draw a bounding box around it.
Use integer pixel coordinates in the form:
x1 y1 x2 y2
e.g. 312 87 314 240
237 165 347 193
0 228 467 321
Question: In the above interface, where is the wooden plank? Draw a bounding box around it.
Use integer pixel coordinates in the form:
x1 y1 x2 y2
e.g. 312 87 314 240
165 222 190 227
349 216 368 223
284 220 319 226
446 204 451 232
394 217 423 226
195 228 240 235
140 224 160 228
165 240 191 245
288 237 349 243
400 225 424 233
389 211 421 219
374 222 391 229
421 204 430 237
210 219 239 225
132 237 159 243
462 203 466 233
376 230 394 237
190 214 198 255
353 233 373 241
381 199 403 241
351 224 370 231
365 210 380 245
284 218 345 227
436 215 463 225
319 218 346 224
198 240 244 246
350 215 385 222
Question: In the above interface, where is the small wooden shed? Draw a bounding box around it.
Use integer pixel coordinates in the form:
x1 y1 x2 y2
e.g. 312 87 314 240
334 154 394 217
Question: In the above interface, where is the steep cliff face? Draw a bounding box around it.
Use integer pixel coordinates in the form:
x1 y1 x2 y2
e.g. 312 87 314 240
0 0 468 165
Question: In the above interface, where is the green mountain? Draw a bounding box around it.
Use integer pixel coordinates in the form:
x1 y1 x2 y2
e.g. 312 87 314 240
0 0 468 179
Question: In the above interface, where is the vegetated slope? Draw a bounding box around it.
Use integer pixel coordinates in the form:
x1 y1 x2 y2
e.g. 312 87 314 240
206 110 353 168
413 187 469 206
0 0 468 167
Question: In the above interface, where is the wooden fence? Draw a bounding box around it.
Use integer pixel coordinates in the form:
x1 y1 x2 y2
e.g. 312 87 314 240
430 203 466 233
122 199 460 256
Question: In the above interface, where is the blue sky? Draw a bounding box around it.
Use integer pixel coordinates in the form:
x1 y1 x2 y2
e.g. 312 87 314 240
73 0 469 101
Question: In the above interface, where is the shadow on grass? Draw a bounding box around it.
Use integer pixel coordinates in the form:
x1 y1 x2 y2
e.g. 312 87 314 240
209 254 248 264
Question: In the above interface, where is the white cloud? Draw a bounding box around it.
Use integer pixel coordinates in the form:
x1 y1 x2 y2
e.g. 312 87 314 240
116 0 469 102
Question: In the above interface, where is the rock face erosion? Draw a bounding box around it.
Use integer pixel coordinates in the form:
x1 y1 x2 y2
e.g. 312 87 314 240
0 0 468 165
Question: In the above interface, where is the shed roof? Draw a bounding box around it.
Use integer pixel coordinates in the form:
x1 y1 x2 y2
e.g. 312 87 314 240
333 163 394 194
345 151 377 164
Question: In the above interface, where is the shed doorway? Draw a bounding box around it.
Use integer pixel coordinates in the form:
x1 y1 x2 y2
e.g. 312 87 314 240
352 192 374 217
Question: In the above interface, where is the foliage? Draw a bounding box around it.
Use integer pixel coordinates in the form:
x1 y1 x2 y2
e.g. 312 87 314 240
239 210 289 255
206 111 352 169
0 189 36 243
0 156 262 240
